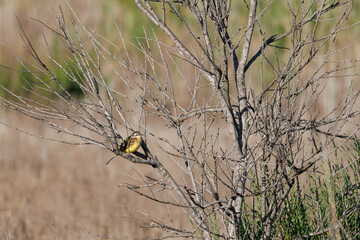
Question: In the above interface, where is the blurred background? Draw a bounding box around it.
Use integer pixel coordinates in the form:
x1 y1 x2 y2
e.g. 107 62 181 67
0 0 359 239
0 1 178 239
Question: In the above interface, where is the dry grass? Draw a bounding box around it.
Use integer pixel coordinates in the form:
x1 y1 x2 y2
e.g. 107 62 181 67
0 2 220 238
0 112 191 239
1 0 360 239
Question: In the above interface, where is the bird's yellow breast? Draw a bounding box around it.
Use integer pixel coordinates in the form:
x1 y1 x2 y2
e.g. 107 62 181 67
123 136 142 153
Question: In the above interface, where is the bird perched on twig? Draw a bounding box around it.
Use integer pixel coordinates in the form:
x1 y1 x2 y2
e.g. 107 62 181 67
106 131 143 165
119 131 142 153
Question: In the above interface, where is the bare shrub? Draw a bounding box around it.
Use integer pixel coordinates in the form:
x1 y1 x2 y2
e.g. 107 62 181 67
1 1 359 239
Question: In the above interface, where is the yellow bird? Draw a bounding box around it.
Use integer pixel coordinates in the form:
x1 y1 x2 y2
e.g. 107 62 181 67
119 131 142 153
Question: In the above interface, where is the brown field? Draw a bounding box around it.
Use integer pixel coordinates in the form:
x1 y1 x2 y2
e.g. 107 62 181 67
1 0 360 239
0 1 217 238
0 1 182 239
0 111 193 239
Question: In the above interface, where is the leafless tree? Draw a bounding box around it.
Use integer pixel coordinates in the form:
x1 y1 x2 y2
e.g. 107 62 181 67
1 0 359 239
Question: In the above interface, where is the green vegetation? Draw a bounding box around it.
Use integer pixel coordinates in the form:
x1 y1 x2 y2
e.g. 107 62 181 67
235 139 360 239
